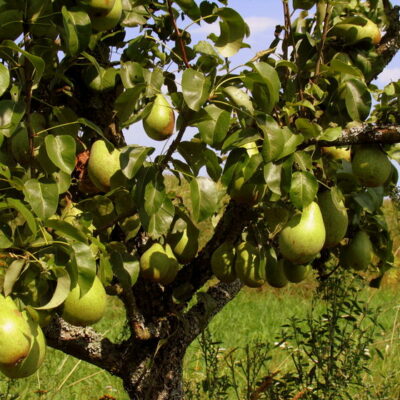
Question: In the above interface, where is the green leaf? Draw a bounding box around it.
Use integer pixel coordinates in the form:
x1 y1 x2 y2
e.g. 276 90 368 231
195 104 230 146
4 260 25 296
71 242 96 291
289 171 318 209
178 141 208 176
329 58 363 79
277 128 304 160
204 149 222 181
340 78 371 121
294 151 313 171
320 127 342 141
295 118 322 139
140 197 175 238
45 219 88 243
2 198 37 238
0 224 12 248
259 116 285 162
120 62 144 88
45 134 76 174
182 69 211 111
175 0 201 20
190 177 219 222
0 100 25 138
144 172 167 216
35 268 71 310
24 178 58 220
110 252 140 291
264 162 282 196
213 8 249 57
120 145 154 179
0 63 9 97
61 6 91 56
114 85 146 125
1 41 45 87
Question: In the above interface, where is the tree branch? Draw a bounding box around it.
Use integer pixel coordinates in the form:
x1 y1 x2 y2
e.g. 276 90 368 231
309 123 400 147
44 316 125 376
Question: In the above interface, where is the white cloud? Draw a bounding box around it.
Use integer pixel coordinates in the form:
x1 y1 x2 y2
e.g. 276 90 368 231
376 67 400 85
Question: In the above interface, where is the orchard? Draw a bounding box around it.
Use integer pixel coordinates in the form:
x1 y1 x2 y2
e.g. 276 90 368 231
0 0 399 399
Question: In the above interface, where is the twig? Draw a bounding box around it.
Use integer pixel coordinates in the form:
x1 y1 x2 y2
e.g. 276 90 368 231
167 0 191 69
315 2 333 77
157 123 187 172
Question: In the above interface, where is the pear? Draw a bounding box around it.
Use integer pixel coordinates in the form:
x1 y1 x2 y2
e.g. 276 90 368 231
140 243 180 285
143 94 175 141
211 241 237 283
330 16 381 46
340 231 373 271
0 296 32 365
265 257 288 289
279 202 326 265
282 260 310 283
77 0 115 13
318 189 348 248
83 66 118 92
235 242 266 288
88 140 121 192
90 0 122 32
0 315 46 379
322 146 350 161
351 145 392 187
168 222 199 264
62 276 107 327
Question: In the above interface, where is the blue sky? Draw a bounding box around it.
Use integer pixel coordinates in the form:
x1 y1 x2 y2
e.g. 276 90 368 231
124 0 400 152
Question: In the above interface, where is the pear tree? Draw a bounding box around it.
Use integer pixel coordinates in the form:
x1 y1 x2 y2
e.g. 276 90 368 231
0 0 400 398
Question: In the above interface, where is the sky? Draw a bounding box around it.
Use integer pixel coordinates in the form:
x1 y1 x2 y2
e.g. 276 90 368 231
123 0 400 153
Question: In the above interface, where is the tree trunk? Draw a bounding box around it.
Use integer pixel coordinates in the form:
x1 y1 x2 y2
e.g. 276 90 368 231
122 336 188 400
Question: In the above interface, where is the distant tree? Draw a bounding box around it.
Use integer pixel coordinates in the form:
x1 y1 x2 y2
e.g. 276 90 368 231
0 0 399 398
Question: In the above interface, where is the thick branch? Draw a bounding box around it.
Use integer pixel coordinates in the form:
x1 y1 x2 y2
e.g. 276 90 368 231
44 317 125 376
183 280 243 342
370 5 400 81
313 124 400 147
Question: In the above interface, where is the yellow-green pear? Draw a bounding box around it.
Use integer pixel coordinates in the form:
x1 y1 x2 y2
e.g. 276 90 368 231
265 258 288 289
168 223 199 264
140 243 180 285
235 242 266 288
340 230 373 271
77 0 115 13
351 145 392 187
83 66 118 92
282 260 311 283
88 140 121 192
211 241 237 283
90 0 122 31
0 315 46 379
318 189 348 248
143 94 175 141
62 276 107 327
279 202 326 265
330 16 381 46
0 296 32 365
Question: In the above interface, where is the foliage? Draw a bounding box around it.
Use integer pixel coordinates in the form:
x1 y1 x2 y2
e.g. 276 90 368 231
0 0 398 397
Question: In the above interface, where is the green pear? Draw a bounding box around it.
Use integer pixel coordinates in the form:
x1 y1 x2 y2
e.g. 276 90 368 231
0 296 32 365
211 241 237 283
330 16 381 46
90 0 122 31
235 242 266 288
88 140 121 192
0 315 46 379
140 243 180 285
265 255 288 289
143 94 175 141
351 145 392 187
279 202 326 265
340 231 373 271
62 276 107 327
282 260 310 283
168 223 199 264
77 0 115 13
318 189 348 248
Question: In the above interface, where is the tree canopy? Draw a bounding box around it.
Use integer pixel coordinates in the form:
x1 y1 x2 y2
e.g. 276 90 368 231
0 0 399 398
